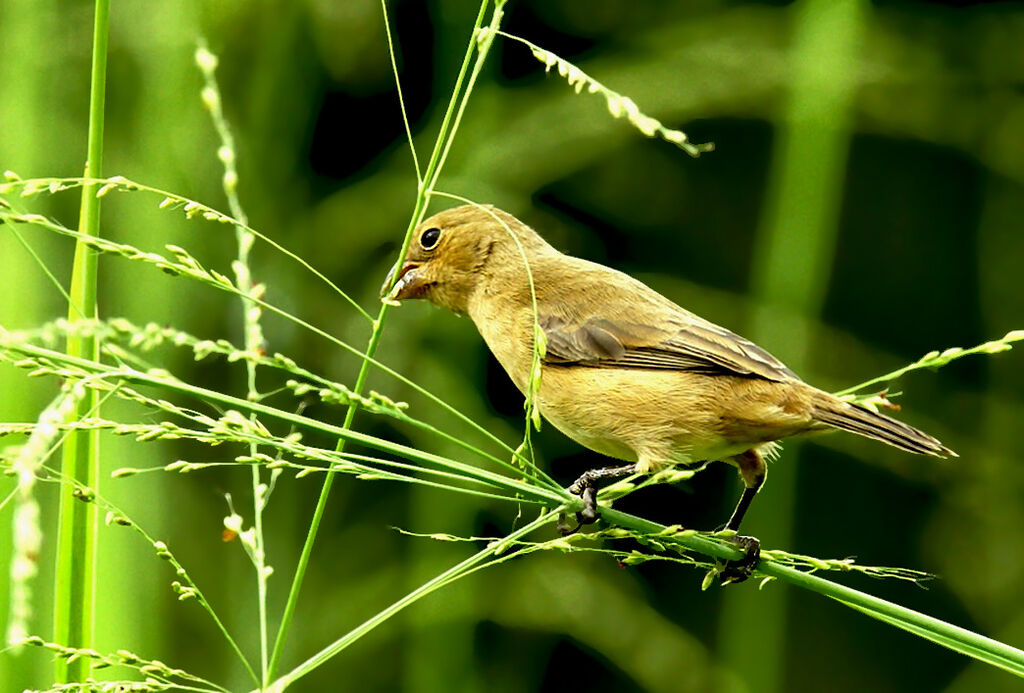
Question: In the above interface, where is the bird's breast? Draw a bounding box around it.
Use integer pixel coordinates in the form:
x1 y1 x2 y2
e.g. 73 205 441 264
467 294 537 393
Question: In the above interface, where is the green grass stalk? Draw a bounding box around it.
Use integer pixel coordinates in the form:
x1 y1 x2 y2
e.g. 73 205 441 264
597 508 1024 678
53 0 108 683
195 41 271 684
266 0 502 678
265 511 554 693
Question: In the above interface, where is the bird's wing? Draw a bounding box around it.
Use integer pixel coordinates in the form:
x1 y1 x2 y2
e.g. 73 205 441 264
540 310 798 382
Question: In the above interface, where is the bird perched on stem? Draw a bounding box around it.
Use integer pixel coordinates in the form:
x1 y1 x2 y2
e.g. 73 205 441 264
382 204 955 580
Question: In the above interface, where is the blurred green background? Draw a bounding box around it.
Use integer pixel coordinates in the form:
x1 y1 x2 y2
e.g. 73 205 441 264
2 0 1023 691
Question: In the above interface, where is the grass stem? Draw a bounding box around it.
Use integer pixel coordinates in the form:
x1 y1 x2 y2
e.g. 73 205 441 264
53 0 108 683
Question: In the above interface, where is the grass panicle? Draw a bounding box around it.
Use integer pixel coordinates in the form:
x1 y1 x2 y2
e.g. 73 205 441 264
495 30 713 157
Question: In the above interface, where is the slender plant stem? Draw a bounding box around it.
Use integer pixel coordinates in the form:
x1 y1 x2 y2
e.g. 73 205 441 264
266 0 499 678
195 42 271 684
265 511 554 693
595 507 1024 676
426 1 506 192
53 0 108 683
760 561 1024 676
7 226 80 314
380 0 421 184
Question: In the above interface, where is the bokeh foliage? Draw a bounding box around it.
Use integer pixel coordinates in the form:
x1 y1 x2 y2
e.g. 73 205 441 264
2 1 1023 691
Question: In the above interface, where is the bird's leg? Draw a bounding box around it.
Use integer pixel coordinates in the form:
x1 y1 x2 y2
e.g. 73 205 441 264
720 449 767 584
726 486 759 532
557 463 638 535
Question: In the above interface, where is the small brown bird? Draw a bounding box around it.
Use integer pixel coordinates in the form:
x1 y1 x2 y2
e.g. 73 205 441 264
382 204 954 574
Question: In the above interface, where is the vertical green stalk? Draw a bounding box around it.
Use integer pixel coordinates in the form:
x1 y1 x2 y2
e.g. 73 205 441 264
53 0 109 683
717 0 864 689
196 41 270 685
267 511 552 693
266 0 503 679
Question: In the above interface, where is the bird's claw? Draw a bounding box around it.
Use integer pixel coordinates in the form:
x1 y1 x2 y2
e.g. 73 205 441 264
556 513 580 536
719 534 761 585
558 482 601 536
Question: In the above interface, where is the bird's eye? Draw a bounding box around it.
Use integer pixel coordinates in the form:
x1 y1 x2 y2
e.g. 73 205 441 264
419 227 441 250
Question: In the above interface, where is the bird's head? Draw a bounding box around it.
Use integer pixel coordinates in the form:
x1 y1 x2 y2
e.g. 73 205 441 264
380 204 550 315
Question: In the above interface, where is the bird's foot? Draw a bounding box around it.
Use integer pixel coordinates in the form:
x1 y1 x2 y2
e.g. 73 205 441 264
557 464 638 535
557 483 599 536
719 534 761 585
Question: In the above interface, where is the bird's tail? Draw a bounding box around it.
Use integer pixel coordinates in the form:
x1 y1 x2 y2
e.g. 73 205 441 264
811 395 956 458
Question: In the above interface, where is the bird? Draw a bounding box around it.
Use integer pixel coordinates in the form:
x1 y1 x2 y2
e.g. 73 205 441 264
381 203 955 578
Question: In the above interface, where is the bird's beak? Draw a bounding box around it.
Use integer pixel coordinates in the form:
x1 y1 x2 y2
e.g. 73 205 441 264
380 260 423 305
